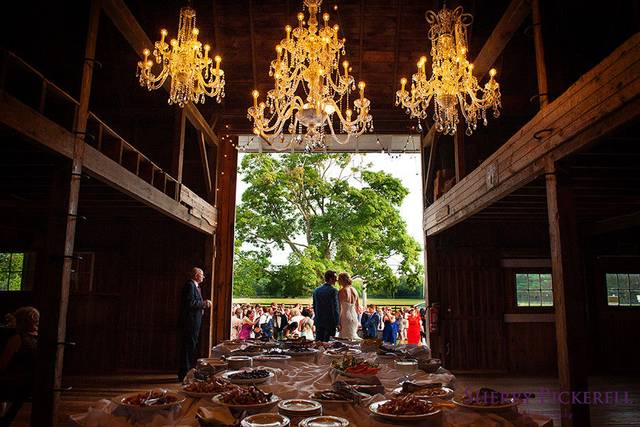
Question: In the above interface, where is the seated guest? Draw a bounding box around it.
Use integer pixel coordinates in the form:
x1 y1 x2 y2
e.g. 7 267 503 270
0 306 39 426
360 304 380 339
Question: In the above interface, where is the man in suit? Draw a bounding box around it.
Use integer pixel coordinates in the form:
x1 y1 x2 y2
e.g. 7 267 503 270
312 270 340 342
178 267 211 382
360 304 380 339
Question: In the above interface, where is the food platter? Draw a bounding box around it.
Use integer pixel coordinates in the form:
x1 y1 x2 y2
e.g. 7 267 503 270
298 415 350 427
392 383 454 399
181 378 238 398
221 369 274 384
452 396 519 412
240 413 291 427
368 399 442 421
324 348 362 357
112 390 185 411
211 392 280 412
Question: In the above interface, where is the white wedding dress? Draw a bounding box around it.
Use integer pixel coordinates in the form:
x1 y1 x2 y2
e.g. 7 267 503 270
338 290 360 340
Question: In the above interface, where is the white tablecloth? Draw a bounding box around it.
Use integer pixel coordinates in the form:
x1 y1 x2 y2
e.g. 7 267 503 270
69 357 552 427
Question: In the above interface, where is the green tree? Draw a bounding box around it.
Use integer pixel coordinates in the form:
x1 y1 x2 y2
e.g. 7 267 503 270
234 153 422 297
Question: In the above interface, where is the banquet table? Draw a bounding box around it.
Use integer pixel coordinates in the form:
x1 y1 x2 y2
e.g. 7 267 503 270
70 349 553 427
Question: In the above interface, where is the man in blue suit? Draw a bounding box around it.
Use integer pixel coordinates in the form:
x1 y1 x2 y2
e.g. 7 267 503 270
178 267 211 381
361 304 380 339
312 270 340 341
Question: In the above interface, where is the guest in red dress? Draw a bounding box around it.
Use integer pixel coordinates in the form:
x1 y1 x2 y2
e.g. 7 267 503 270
406 308 421 345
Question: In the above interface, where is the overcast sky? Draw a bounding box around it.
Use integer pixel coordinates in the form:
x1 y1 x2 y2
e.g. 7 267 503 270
235 153 425 266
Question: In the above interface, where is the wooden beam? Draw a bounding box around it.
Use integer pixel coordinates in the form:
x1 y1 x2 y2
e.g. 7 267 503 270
424 130 439 205
211 138 238 345
248 0 258 91
391 0 402 95
100 0 219 146
424 34 640 236
32 1 100 424
199 131 213 198
532 0 550 108
358 0 365 82
545 163 590 426
588 209 640 235
473 0 531 81
0 94 216 235
171 108 186 184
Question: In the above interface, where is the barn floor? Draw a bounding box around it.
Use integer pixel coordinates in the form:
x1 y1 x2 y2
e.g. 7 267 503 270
8 374 640 426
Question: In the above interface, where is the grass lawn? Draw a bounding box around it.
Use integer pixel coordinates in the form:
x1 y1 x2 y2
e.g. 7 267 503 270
233 297 424 307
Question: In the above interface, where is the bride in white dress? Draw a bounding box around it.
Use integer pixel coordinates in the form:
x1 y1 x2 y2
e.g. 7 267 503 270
337 272 362 340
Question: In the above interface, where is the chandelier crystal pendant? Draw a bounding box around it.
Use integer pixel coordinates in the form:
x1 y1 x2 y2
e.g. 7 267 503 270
395 5 501 136
136 6 225 107
247 0 373 152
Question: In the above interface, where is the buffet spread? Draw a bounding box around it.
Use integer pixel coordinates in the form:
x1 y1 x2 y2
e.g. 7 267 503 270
70 338 553 427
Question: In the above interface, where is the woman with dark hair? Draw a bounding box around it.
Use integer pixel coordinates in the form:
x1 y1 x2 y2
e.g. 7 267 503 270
299 308 315 340
0 306 39 426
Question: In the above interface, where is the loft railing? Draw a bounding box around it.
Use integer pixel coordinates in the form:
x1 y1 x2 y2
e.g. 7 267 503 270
0 49 181 200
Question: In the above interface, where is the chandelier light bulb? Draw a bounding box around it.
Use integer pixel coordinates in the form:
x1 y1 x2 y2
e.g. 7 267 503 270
137 6 225 107
395 5 501 135
489 68 497 77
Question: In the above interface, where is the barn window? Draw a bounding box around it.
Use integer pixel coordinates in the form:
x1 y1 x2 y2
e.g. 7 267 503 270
515 273 553 307
0 252 25 291
606 273 640 306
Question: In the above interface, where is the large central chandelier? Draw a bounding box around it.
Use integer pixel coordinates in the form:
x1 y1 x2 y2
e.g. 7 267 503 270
396 6 501 135
137 6 225 107
247 0 373 151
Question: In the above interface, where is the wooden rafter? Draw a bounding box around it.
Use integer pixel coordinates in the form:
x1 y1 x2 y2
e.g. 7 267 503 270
100 0 219 146
424 34 640 236
199 131 213 197
391 0 402 95
249 0 258 91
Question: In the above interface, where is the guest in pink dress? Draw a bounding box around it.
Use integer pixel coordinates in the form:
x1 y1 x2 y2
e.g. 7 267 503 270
239 310 254 340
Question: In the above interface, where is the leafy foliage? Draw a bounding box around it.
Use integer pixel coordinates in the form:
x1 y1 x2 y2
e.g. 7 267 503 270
234 153 423 298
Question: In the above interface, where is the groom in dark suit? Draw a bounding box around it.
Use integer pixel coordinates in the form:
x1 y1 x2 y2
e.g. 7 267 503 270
312 270 340 341
178 267 211 381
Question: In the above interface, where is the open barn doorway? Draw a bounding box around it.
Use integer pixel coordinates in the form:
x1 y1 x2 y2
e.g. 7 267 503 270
228 134 428 343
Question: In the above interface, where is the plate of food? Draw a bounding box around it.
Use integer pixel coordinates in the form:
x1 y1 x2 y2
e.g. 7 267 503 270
369 395 442 421
113 389 185 411
392 382 454 399
452 388 520 412
240 413 290 427
181 377 238 398
230 345 264 356
212 386 279 414
221 368 274 384
324 348 362 357
331 356 380 378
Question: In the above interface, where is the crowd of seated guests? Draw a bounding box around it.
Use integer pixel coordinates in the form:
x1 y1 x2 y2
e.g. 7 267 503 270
0 306 39 426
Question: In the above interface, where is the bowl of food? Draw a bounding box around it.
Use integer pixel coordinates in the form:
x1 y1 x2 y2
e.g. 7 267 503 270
284 347 318 362
369 395 442 421
252 354 292 369
181 377 238 398
394 359 418 374
298 415 350 427
212 386 280 415
418 358 442 374
221 368 274 385
225 355 253 370
324 348 362 358
241 413 290 427
113 389 185 412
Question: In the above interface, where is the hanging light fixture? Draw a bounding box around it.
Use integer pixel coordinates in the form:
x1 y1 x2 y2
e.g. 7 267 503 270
136 5 225 107
247 0 373 152
396 5 501 135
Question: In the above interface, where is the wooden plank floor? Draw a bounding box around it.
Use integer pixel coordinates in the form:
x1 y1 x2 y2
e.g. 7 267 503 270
8 374 640 426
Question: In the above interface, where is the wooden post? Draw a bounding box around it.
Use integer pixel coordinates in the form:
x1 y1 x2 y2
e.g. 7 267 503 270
211 137 238 345
454 125 465 183
532 0 549 108
423 236 436 349
31 1 100 425
171 108 186 184
424 128 439 206
545 160 590 426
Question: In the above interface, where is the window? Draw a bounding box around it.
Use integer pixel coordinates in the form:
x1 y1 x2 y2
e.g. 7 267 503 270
70 252 94 294
516 273 553 307
0 252 25 291
606 273 640 306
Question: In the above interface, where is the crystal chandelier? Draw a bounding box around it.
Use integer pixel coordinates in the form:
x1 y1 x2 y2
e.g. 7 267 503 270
136 6 225 107
247 0 373 151
395 5 501 135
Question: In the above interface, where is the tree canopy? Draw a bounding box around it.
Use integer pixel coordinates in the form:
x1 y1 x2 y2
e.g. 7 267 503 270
233 153 423 298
